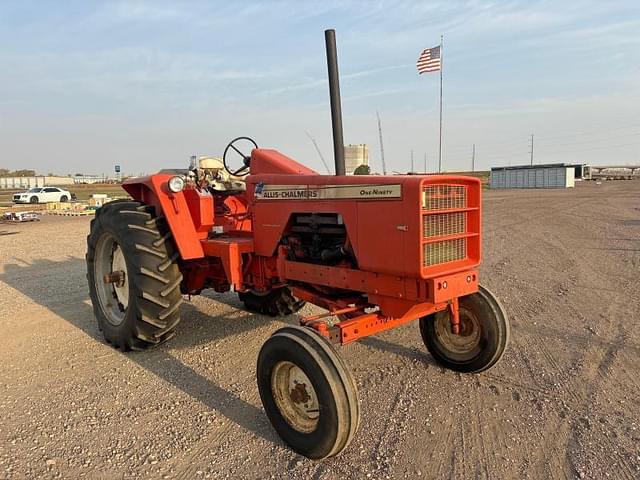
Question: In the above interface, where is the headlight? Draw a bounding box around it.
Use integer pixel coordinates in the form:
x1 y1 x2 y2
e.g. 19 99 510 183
168 176 185 193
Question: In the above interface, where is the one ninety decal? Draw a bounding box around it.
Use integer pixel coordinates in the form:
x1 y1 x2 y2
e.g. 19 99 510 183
254 184 402 200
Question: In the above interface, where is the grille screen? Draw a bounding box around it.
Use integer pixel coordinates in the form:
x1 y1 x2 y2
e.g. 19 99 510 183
423 212 466 238
423 185 466 210
422 184 468 267
423 238 467 266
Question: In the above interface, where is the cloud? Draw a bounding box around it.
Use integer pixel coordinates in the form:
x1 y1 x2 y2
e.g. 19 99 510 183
260 64 411 97
343 87 409 102
98 1 191 23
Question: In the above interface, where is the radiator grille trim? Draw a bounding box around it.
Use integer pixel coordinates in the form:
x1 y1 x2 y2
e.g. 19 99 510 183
422 185 469 267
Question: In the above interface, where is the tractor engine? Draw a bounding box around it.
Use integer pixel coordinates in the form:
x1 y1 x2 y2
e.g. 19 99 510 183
284 213 350 266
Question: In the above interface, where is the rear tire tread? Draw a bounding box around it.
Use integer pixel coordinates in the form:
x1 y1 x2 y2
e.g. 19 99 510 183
153 232 172 248
239 288 305 316
119 209 151 218
87 200 183 351
135 243 167 259
159 251 180 272
142 292 171 309
139 267 170 284
158 298 183 321
160 276 183 297
127 224 161 236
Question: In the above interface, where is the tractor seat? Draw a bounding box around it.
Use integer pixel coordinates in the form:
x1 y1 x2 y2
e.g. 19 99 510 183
199 157 246 192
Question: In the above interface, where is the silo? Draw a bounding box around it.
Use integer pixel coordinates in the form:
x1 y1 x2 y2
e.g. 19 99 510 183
344 144 369 175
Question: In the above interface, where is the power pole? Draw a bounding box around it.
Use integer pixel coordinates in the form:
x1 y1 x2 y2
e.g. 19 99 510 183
410 149 414 173
472 143 476 172
305 131 331 174
423 153 427 173
529 134 534 165
376 111 387 175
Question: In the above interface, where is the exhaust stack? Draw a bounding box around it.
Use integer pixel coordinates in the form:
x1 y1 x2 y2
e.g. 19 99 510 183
324 29 345 176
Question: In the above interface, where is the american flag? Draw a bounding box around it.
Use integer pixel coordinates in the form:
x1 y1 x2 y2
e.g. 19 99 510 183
416 45 441 74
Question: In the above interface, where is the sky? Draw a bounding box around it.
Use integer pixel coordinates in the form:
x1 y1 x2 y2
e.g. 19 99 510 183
1 0 639 176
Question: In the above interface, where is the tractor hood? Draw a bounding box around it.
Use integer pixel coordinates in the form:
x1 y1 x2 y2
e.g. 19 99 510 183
250 149 318 176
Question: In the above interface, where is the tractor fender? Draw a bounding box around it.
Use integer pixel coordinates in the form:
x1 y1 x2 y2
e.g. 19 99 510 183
122 174 205 260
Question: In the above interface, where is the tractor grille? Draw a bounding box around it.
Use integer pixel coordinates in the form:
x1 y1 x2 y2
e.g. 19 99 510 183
424 238 467 266
423 211 466 238
422 185 466 210
422 185 468 267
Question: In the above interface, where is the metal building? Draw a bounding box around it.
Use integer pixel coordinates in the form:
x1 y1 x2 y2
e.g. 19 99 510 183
569 163 589 180
0 176 75 189
344 144 369 175
490 163 575 189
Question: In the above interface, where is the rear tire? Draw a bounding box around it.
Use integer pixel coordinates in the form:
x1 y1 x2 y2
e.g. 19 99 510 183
86 200 183 350
257 326 359 459
419 286 509 373
239 288 304 316
60 195 68 202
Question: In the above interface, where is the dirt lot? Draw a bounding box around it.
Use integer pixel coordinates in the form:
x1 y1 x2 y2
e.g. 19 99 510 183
1 181 639 479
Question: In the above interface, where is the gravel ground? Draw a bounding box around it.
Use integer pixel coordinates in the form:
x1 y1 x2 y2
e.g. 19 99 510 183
1 181 639 479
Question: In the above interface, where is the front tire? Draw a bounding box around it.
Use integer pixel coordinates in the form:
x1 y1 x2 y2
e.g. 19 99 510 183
30 196 38 204
86 200 183 350
60 195 68 202
419 286 509 373
257 326 360 459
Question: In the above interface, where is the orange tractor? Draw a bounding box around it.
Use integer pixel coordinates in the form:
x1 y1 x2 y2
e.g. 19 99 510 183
86 30 509 459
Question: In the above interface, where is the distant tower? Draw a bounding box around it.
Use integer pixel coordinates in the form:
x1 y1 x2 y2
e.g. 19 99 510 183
376 111 387 175
344 144 369 175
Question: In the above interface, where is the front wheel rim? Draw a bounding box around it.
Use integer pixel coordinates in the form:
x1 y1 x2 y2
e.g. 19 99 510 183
434 307 481 355
94 233 130 326
271 361 320 433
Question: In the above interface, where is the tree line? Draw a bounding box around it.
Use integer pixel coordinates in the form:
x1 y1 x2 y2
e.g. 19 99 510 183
0 169 38 177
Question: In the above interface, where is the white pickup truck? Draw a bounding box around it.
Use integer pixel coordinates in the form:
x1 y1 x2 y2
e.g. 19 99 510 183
13 187 73 204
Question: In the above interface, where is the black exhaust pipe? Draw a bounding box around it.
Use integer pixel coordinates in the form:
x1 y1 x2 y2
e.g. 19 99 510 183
324 29 345 176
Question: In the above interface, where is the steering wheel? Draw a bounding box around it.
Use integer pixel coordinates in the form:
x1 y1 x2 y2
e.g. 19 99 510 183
222 137 258 176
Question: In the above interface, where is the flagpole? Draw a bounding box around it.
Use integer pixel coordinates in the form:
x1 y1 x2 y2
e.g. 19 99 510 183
438 34 443 173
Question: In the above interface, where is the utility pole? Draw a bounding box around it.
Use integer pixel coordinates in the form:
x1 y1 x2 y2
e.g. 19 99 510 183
529 134 534 165
376 111 387 175
423 153 427 173
410 149 414 173
472 143 476 172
